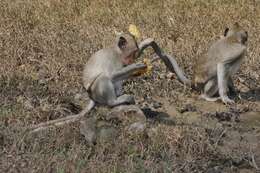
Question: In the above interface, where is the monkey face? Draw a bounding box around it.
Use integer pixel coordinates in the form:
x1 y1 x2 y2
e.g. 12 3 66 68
224 23 248 44
122 50 138 65
116 33 139 65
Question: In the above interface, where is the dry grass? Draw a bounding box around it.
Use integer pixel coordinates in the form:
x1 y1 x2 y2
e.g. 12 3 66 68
1 0 260 172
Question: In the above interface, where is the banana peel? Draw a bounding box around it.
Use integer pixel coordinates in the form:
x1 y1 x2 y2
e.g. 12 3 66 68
133 58 153 76
128 24 141 39
128 25 153 76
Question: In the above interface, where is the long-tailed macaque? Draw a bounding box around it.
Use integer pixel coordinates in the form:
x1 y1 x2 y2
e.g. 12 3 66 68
163 23 248 104
30 34 170 132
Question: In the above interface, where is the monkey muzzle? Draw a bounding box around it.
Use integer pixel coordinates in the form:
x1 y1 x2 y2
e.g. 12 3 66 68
122 50 138 65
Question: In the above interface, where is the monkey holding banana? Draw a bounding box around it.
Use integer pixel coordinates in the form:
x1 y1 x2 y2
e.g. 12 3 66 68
163 22 248 104
31 30 170 132
82 33 145 110
81 32 174 114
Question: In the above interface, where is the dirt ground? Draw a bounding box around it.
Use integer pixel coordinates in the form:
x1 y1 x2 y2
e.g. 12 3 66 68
0 0 260 172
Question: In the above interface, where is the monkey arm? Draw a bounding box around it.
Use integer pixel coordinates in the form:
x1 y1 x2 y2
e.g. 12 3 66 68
111 63 147 83
221 45 246 63
137 38 191 86
217 63 228 96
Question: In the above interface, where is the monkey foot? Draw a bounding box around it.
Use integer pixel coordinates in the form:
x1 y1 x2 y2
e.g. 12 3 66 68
221 96 235 105
200 94 220 102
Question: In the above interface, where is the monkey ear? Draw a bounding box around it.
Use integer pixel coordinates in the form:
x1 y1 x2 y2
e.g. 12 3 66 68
224 27 229 37
118 36 127 49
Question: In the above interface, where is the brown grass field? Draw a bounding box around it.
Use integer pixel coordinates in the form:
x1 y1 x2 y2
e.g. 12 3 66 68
0 0 260 172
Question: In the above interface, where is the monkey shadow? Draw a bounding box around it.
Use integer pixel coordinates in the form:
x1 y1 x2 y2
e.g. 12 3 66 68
238 87 260 102
141 108 176 126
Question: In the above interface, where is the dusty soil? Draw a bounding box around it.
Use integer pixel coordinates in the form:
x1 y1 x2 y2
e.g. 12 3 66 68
0 0 260 172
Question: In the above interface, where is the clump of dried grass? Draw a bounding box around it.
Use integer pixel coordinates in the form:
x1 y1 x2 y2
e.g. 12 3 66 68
1 0 260 172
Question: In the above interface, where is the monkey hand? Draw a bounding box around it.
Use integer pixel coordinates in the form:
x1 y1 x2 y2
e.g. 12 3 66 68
132 65 147 77
132 58 153 76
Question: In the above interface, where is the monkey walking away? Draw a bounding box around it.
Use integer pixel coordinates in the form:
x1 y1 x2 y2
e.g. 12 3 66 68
164 22 248 104
30 33 179 132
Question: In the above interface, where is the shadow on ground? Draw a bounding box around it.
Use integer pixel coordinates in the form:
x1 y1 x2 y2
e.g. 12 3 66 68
142 108 176 125
240 87 260 102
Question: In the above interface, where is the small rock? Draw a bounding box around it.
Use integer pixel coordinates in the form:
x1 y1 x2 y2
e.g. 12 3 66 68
179 103 196 113
166 72 175 79
128 122 146 133
80 105 149 143
206 166 222 173
159 74 165 79
40 102 52 112
147 127 159 138
74 93 83 100
80 117 97 144
16 95 24 103
24 100 34 110
98 126 118 142
152 101 162 109
107 105 146 123
38 78 47 85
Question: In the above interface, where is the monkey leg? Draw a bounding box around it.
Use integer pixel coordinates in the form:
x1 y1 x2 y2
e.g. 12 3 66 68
217 63 234 104
107 94 135 107
111 63 147 82
91 76 135 106
200 78 220 101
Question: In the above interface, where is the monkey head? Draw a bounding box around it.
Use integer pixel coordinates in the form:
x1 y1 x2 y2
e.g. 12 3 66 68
116 33 139 65
224 22 248 44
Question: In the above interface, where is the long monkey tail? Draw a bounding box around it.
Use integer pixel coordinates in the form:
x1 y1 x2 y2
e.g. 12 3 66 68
163 53 192 86
30 100 95 133
137 38 191 86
